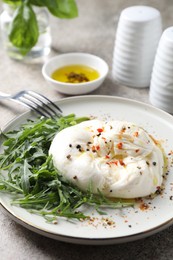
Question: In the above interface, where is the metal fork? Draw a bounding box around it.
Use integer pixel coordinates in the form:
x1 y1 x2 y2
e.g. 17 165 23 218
0 90 62 117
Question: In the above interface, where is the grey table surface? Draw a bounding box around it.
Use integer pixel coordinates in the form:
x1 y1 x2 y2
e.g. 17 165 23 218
1 0 173 259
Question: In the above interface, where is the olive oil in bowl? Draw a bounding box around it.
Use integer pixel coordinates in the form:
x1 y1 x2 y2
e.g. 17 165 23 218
51 64 100 84
42 53 109 94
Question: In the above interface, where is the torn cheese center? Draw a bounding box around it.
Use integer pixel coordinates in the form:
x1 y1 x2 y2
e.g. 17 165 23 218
49 120 164 198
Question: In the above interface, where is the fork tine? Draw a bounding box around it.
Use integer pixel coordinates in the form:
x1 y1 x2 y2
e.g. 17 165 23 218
16 97 48 117
19 96 53 117
24 92 58 117
28 91 62 113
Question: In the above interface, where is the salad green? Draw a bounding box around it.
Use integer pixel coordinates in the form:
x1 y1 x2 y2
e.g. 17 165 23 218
0 114 133 222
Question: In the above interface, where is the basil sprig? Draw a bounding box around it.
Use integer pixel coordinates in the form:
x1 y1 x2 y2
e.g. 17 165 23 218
8 1 39 55
30 0 78 18
3 0 78 55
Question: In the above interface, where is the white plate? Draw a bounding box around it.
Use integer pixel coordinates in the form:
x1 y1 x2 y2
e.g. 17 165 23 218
1 95 173 245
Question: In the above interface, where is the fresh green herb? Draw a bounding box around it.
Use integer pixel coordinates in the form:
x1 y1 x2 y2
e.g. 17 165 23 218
3 0 21 4
3 0 78 55
8 1 39 55
0 115 133 222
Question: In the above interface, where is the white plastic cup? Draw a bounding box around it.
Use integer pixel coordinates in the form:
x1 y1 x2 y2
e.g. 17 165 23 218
112 6 162 88
149 27 173 113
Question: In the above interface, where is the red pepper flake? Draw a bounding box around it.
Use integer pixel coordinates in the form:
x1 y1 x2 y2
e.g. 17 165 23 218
135 149 140 153
97 128 103 133
113 161 118 165
155 186 162 194
133 131 139 137
139 203 149 211
119 159 125 166
106 161 118 166
92 145 95 151
117 142 123 149
106 160 126 167
92 146 97 152
105 155 110 159
107 220 114 226
96 145 100 150
120 127 126 134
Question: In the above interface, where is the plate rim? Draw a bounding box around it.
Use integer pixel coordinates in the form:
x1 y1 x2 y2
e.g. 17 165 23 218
1 201 173 245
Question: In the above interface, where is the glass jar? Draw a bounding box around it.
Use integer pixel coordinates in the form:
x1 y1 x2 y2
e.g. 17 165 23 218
0 4 52 62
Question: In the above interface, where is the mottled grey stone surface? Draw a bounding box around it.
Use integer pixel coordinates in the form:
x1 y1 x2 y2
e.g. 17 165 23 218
0 0 173 259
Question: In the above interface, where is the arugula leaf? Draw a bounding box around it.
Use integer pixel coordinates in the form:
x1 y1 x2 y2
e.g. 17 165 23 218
20 160 32 194
8 1 39 55
0 115 133 221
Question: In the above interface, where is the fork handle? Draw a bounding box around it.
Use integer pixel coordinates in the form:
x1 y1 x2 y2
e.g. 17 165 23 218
0 92 11 99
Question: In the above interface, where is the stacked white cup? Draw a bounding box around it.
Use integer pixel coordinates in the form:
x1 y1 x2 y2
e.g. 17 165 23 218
149 27 173 113
112 6 162 88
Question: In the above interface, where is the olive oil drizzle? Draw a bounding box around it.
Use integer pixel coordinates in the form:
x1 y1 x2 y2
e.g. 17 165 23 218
51 64 100 84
